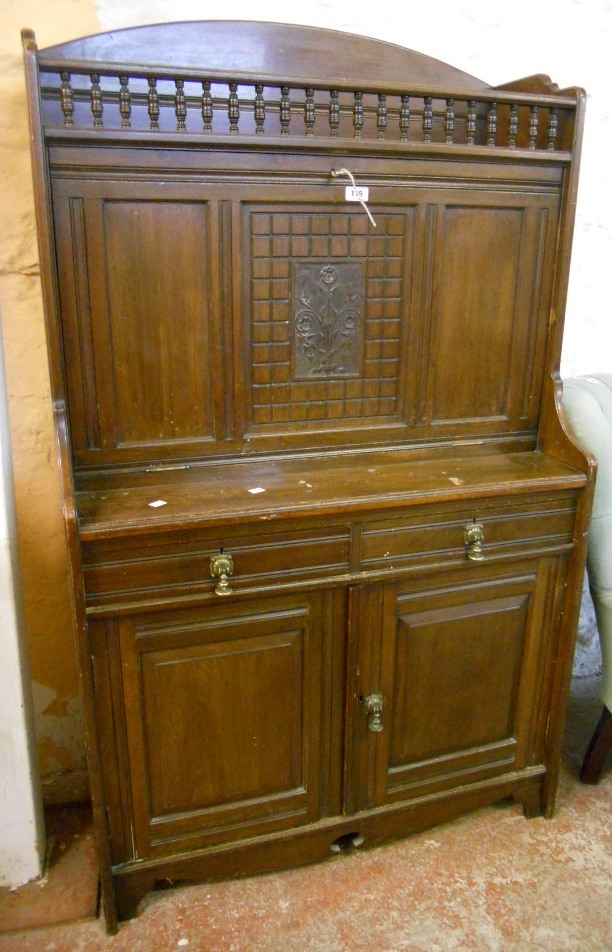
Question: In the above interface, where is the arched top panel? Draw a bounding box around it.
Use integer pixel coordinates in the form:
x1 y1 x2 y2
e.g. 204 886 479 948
37 20 489 92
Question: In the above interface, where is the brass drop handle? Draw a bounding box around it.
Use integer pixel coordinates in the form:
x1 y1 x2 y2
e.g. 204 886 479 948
361 693 384 732
464 521 485 561
210 551 234 596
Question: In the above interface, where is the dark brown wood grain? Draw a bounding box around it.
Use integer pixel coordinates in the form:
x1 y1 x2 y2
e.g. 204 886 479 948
23 21 593 934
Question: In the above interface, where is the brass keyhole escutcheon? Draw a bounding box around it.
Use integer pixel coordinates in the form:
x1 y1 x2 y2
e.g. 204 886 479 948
210 551 234 596
464 521 485 561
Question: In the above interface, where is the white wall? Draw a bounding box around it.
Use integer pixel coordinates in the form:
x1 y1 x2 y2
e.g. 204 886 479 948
0 306 45 887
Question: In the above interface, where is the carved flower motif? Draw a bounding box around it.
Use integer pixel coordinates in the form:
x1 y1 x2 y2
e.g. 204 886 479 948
319 266 338 286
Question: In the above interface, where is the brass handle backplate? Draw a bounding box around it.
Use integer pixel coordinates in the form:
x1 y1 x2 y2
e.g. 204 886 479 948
464 521 485 561
361 693 384 732
210 552 234 596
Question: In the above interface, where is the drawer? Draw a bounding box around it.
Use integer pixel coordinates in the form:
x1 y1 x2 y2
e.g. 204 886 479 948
360 493 577 573
82 523 351 609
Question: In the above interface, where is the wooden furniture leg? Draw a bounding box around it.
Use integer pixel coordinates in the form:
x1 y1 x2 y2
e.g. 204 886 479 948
580 706 612 784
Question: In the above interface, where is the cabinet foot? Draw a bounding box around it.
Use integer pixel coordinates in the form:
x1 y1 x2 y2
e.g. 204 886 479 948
113 873 157 924
513 783 544 819
580 705 612 785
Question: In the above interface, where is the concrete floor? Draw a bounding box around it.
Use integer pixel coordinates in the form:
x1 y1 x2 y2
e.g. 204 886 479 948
0 675 610 952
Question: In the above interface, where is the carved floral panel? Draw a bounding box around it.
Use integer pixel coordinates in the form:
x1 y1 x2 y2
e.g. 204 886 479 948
293 263 365 379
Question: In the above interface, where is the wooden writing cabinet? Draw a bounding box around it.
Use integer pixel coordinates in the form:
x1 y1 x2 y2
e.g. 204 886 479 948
24 22 594 932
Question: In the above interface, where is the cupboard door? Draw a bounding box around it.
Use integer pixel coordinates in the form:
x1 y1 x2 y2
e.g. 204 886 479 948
118 591 344 859
348 559 566 812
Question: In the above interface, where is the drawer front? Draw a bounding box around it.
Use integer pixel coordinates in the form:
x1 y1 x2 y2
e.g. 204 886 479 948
83 523 351 608
360 493 577 573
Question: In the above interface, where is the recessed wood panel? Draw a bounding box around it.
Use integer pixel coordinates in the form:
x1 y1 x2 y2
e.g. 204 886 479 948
102 200 215 445
348 563 565 812
142 629 304 814
390 593 528 763
428 206 529 425
118 594 334 857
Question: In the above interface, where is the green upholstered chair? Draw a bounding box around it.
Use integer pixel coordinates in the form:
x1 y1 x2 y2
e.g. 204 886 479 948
563 374 612 783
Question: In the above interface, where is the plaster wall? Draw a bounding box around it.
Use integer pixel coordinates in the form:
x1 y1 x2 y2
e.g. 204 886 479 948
0 0 610 788
0 308 45 887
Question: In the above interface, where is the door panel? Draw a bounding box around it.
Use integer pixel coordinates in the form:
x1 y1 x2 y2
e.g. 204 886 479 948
119 591 343 858
389 593 528 764
142 628 305 815
349 559 563 811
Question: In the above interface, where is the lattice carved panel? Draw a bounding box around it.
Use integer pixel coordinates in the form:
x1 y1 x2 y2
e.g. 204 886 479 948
247 209 409 431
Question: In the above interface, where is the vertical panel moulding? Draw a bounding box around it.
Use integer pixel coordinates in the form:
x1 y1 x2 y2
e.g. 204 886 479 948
304 594 325 821
520 208 550 423
79 616 119 932
541 555 575 816
347 583 385 812
90 74 103 127
343 586 363 815
92 618 133 863
218 200 236 441
319 588 345 818
418 204 439 428
69 198 101 450
83 199 118 450
503 207 532 426
367 582 387 809
117 616 150 858
393 208 414 428
237 200 257 441
318 589 333 816
513 560 556 771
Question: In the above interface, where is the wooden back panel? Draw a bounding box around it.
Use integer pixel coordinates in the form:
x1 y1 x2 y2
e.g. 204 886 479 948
24 22 585 474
